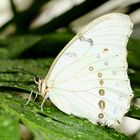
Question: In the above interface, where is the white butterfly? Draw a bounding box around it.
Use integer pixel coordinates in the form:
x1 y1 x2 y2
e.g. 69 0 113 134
30 13 134 127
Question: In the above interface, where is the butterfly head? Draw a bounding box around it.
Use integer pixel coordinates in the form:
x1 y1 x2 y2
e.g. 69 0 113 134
34 77 48 96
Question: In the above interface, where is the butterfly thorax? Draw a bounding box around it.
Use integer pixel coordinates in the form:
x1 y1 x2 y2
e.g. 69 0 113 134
34 78 48 97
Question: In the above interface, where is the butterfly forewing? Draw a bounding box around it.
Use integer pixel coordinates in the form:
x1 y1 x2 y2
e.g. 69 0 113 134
45 13 133 126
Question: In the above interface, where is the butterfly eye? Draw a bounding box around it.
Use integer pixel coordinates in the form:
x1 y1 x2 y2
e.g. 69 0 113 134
34 77 39 84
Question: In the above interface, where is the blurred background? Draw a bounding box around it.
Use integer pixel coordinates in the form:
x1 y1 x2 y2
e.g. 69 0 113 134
0 0 140 37
0 0 140 140
0 0 140 58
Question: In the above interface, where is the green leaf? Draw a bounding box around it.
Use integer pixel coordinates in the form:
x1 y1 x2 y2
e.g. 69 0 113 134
128 38 140 70
133 88 140 98
0 33 73 59
127 105 140 120
129 70 140 88
0 110 20 140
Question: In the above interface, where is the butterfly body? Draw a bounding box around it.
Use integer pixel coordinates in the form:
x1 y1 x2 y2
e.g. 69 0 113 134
35 13 133 127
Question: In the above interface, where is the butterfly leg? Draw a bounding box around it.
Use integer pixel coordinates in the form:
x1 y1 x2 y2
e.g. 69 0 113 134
33 92 38 101
25 90 33 105
40 94 49 111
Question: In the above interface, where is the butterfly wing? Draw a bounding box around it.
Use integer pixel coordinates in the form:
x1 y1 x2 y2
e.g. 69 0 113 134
46 13 133 126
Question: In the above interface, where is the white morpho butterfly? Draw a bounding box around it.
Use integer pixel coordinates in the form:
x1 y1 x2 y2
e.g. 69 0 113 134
27 13 134 127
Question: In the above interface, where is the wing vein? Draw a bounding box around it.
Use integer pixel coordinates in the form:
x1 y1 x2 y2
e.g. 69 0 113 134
51 86 131 96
